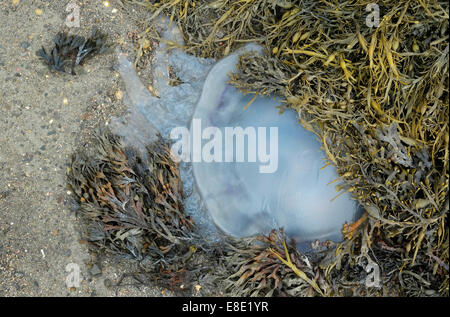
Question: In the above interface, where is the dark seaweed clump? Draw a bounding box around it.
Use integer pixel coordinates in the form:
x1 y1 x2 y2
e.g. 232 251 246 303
67 130 214 294
37 28 113 75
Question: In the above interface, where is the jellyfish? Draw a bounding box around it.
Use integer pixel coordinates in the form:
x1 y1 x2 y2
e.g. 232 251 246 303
111 18 361 249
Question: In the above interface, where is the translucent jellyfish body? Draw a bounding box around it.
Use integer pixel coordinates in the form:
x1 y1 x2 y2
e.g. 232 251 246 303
190 45 361 243
113 21 360 247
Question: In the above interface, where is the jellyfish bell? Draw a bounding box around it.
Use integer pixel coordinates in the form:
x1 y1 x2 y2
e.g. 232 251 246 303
190 44 361 246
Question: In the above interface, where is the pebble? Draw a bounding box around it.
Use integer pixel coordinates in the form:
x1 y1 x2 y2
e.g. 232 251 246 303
35 9 43 16
114 90 123 100
23 154 33 163
89 264 102 276
20 42 30 49
103 278 113 288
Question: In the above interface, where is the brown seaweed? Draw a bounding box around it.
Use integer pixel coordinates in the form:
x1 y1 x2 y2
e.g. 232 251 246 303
37 28 114 75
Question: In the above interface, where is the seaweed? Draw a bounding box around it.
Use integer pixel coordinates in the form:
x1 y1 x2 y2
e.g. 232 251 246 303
37 28 114 75
68 130 195 262
216 230 325 297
